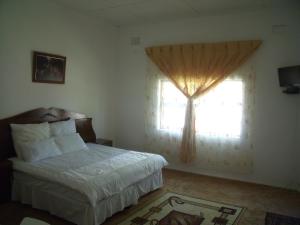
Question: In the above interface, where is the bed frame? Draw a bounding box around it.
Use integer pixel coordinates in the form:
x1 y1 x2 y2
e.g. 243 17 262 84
0 107 96 160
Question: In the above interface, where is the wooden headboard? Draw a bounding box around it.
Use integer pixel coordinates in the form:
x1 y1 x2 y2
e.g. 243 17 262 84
0 107 96 160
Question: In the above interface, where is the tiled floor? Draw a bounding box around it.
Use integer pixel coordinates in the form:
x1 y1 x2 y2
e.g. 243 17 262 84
1 169 299 225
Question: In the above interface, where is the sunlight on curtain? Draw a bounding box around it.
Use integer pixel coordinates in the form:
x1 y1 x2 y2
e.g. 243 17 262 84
195 80 243 139
145 60 256 173
158 80 187 132
158 79 243 139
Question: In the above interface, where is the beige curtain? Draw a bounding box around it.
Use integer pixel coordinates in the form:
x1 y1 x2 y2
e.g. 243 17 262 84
145 40 261 163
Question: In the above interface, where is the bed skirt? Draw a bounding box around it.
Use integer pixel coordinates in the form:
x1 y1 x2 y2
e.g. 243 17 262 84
12 170 163 225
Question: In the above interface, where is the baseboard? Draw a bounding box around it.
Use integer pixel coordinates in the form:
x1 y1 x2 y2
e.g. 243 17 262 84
165 164 299 192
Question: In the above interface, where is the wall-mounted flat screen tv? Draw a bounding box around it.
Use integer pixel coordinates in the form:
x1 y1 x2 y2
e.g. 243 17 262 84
278 65 300 93
278 65 300 86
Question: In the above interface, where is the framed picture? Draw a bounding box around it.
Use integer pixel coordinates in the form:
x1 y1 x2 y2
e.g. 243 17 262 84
32 51 66 84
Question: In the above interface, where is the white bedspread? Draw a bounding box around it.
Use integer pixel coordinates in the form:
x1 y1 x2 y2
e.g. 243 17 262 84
10 143 167 207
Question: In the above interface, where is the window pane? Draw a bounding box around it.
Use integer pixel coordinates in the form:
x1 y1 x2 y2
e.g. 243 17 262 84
158 79 243 139
195 80 243 138
158 80 187 131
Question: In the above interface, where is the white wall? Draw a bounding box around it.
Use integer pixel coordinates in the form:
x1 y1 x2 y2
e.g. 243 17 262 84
0 0 117 139
115 8 300 188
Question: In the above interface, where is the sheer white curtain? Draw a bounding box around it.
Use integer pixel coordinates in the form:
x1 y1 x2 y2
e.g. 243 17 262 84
144 60 256 173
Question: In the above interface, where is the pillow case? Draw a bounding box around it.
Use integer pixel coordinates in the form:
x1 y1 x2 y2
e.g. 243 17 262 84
21 138 62 162
55 133 88 153
10 122 51 159
50 119 76 137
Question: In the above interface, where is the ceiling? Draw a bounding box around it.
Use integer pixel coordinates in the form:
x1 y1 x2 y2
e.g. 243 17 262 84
53 0 299 27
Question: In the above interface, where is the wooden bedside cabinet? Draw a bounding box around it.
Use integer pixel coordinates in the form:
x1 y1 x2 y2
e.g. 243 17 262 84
96 138 113 147
0 160 12 203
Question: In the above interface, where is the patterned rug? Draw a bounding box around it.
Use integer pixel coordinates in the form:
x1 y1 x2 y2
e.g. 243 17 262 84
118 192 245 225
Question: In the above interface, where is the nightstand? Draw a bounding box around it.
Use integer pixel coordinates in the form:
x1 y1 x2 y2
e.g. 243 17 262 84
96 138 113 147
0 160 12 203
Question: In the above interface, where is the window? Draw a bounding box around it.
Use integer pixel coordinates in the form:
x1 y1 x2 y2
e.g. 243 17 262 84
158 80 187 131
158 79 244 139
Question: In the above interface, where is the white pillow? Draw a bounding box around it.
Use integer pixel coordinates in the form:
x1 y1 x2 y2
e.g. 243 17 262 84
21 138 62 162
10 122 51 159
55 133 88 153
49 119 76 137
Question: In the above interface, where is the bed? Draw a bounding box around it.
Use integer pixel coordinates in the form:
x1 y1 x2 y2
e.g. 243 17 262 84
0 107 167 225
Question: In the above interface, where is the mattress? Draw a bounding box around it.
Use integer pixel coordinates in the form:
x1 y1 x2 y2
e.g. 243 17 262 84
10 143 168 207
